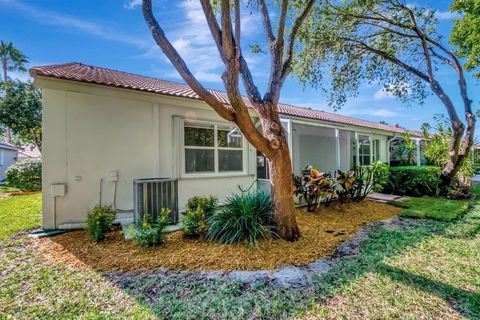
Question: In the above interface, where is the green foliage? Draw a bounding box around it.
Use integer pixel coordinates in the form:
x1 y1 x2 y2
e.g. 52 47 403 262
384 166 442 197
134 208 170 248
336 161 389 202
450 0 480 78
85 205 116 242
371 161 390 192
4 158 41 191
0 80 42 150
392 132 417 166
293 165 336 211
392 197 470 221
424 116 476 182
182 207 207 239
207 191 272 248
0 41 28 81
186 195 218 218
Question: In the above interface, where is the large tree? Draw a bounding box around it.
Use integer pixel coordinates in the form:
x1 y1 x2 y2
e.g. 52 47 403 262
142 0 315 241
0 41 28 143
0 80 42 152
450 0 480 78
295 0 475 186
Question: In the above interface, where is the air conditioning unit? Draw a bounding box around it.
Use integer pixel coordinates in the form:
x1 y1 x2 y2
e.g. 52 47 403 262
133 178 179 225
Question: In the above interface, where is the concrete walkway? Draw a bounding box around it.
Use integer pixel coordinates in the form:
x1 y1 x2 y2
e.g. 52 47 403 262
367 192 411 203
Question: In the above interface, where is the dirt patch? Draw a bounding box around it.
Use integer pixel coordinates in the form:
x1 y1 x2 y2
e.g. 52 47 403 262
2 191 41 196
34 199 401 272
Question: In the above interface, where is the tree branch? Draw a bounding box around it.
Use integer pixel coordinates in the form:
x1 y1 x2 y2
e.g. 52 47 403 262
142 0 234 121
280 0 315 82
199 0 225 63
258 0 275 52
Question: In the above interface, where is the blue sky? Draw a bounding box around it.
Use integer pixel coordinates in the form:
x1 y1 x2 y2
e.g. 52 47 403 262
0 0 478 133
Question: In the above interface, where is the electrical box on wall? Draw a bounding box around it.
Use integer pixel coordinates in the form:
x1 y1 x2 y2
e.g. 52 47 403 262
108 170 118 182
50 184 66 197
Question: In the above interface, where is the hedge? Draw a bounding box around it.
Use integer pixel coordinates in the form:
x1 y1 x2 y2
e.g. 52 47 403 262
383 166 442 197
4 158 42 191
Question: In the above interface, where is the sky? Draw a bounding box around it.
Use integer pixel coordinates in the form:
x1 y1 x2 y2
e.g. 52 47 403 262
0 0 478 133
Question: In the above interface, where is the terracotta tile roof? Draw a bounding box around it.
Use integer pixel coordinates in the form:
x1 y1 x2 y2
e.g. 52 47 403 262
30 62 414 135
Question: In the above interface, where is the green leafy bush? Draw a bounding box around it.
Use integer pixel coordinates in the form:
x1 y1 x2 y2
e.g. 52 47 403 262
336 161 389 202
293 166 336 211
4 158 41 191
186 195 218 218
182 207 207 239
384 166 442 197
182 195 218 238
133 208 170 248
207 191 272 248
86 205 116 242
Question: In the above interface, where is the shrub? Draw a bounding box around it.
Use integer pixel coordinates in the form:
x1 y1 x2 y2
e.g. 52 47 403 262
186 195 218 218
133 208 170 248
336 161 389 202
4 158 41 191
182 207 207 239
86 205 116 242
384 166 442 197
293 165 336 211
207 191 272 248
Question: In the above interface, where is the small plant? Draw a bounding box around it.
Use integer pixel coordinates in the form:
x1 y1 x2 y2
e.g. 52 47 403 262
4 158 42 191
207 191 272 248
186 195 218 218
86 205 116 242
384 166 442 197
133 208 170 248
336 161 388 202
293 165 337 212
182 206 207 239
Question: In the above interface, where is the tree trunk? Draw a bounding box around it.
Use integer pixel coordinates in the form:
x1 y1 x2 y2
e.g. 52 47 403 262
268 146 299 241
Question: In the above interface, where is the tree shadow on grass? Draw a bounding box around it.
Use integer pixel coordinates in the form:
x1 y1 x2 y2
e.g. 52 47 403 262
377 264 480 319
103 214 480 319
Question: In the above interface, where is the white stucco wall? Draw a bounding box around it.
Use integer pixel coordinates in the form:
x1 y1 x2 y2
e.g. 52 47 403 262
0 148 18 181
38 77 396 229
40 81 255 229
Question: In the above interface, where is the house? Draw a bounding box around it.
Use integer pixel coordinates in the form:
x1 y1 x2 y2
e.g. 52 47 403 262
30 62 422 230
0 141 20 182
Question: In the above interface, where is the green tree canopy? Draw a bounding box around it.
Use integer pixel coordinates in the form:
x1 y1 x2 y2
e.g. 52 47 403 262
0 80 42 151
450 0 480 78
295 0 475 185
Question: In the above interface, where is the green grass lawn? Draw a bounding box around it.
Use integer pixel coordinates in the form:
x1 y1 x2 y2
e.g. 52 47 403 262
0 194 479 319
391 197 470 221
0 185 19 193
0 193 41 241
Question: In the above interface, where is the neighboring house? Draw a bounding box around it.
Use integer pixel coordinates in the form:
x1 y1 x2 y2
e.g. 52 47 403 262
18 146 42 161
0 141 20 182
30 63 422 230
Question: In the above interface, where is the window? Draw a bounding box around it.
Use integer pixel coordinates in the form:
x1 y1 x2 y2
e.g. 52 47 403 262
256 151 269 179
184 121 244 174
0 151 3 166
358 135 371 165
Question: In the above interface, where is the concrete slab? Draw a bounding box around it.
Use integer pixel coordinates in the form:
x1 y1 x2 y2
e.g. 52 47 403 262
367 192 402 201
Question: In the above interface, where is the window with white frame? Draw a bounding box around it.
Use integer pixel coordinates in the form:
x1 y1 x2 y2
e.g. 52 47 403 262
358 135 371 165
184 121 244 174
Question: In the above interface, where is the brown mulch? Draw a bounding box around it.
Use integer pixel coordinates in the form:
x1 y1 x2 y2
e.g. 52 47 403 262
2 191 41 196
34 200 401 272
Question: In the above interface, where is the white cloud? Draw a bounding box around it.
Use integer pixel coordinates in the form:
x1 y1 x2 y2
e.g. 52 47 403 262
1 0 150 49
124 0 142 9
373 88 394 100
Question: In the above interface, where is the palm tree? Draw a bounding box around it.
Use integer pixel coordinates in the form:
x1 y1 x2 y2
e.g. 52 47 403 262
420 122 431 141
0 41 28 143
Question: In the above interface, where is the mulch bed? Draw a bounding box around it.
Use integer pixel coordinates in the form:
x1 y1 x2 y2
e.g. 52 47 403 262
34 199 401 272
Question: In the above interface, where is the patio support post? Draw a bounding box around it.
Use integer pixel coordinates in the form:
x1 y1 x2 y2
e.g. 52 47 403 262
355 132 359 166
335 128 340 170
416 138 421 166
